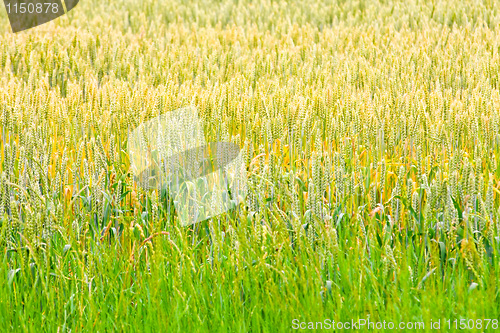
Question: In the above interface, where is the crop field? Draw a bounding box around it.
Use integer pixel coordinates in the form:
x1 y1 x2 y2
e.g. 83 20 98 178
0 0 499 331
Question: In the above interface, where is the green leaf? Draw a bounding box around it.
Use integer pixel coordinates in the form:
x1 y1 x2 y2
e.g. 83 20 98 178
8 268 21 286
63 244 71 255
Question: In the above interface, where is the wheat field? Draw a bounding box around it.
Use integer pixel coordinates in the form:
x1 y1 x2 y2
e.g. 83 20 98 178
0 0 499 331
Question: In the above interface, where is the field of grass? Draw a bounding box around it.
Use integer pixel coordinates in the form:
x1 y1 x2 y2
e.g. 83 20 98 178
0 0 500 331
